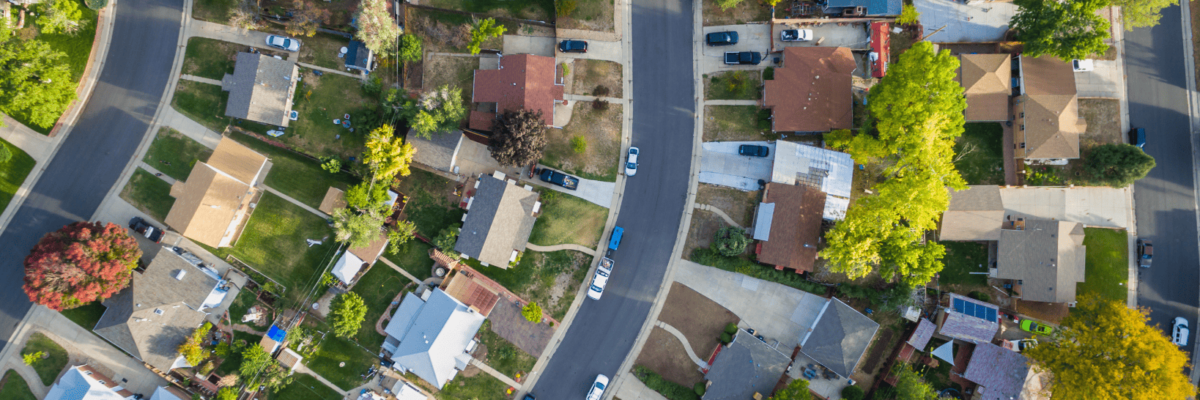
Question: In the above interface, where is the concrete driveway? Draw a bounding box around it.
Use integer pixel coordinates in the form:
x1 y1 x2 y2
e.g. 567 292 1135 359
914 0 1016 43
700 25 772 73
532 165 616 208
698 141 773 191
1075 60 1124 98
554 39 623 63
503 35 556 57
770 22 870 51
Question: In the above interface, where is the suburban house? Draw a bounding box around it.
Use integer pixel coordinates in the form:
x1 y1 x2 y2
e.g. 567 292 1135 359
1012 55 1086 164
936 293 1000 344
44 365 137 400
702 328 792 400
798 297 879 379
897 318 936 362
752 183 825 273
940 185 1005 241
439 262 503 317
769 142 855 220
469 54 564 131
762 47 855 133
93 249 229 373
409 129 465 174
822 0 901 15
165 136 270 248
996 219 1086 304
344 40 375 74
959 341 1048 400
454 172 540 267
382 288 486 389
221 52 300 127
331 191 399 284
942 185 1131 235
149 386 192 400
957 54 1012 122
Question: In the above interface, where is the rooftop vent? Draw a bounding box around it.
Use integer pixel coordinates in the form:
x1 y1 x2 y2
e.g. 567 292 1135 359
174 270 187 280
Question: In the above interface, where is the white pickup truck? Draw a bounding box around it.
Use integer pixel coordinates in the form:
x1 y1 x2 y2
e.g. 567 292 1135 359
587 257 614 300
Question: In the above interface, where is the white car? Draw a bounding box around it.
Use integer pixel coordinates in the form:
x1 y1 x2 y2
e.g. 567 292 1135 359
587 269 610 300
780 29 813 42
266 35 300 52
1072 59 1094 72
625 147 639 176
586 375 609 400
1173 317 1190 346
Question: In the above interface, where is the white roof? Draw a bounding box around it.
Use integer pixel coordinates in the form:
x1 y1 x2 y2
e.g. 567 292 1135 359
45 367 132 400
770 142 855 220
754 203 775 241
149 387 186 400
391 381 430 400
384 289 486 389
332 250 365 284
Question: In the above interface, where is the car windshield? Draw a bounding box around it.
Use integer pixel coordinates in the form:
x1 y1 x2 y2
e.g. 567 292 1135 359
627 162 636 169
590 285 601 292
282 39 291 47
596 382 606 390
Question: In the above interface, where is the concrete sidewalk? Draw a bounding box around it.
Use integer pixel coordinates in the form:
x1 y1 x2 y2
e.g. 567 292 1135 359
162 106 223 149
0 115 56 163
187 19 277 51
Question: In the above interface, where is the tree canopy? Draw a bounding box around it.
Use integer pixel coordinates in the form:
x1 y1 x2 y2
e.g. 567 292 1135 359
284 0 330 37
467 18 506 55
364 125 415 180
1011 0 1110 60
521 302 542 323
37 0 86 35
332 207 387 248
713 226 749 257
489 109 549 167
772 379 811 400
821 41 965 286
403 85 467 139
23 221 141 311
891 363 939 400
399 34 423 63
1112 0 1176 30
354 0 403 57
330 292 368 338
1085 143 1155 188
0 40 79 129
1025 294 1197 399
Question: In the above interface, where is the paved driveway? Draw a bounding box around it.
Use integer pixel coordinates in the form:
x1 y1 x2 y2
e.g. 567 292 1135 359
1075 60 1124 98
503 35 556 57
700 25 771 73
531 166 616 208
698 141 773 191
770 22 870 51
914 0 1016 43
555 39 623 63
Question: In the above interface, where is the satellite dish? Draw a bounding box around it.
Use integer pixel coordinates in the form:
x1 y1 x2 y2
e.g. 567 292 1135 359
339 46 348 55
312 302 319 310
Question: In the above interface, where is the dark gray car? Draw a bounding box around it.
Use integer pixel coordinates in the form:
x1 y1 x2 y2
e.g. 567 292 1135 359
738 144 769 157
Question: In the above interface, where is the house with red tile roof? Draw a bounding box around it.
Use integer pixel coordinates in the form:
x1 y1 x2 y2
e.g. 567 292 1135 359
762 47 856 133
469 54 564 131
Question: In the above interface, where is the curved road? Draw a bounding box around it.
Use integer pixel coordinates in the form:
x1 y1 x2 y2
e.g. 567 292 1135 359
0 0 181 350
530 0 696 397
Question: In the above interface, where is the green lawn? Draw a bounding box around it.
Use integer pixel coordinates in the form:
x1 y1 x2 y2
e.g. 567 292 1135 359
305 333 376 390
60 301 106 329
192 0 237 23
143 127 214 181
706 71 762 100
435 372 509 400
954 123 1006 185
703 105 773 142
0 139 36 215
119 168 176 221
182 37 238 80
12 0 99 134
173 79 233 134
395 169 464 238
349 265 409 350
383 240 435 282
298 33 352 71
22 332 69 386
228 289 270 330
477 320 536 378
528 190 607 248
938 241 989 288
282 72 371 160
227 131 359 209
271 373 342 400
1078 228 1129 303
472 251 586 320
0 371 36 400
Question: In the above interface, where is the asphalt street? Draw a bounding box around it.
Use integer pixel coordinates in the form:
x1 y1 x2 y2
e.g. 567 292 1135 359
0 0 181 352
1127 5 1200 350
529 0 695 398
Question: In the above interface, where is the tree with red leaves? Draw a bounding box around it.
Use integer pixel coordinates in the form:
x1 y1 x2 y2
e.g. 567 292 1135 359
23 221 141 311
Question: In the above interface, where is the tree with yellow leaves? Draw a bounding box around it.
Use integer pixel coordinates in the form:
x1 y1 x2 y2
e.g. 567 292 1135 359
1024 294 1197 399
364 125 416 181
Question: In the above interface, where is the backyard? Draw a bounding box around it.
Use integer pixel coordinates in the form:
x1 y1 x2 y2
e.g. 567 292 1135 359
569 60 623 98
270 373 342 400
119 168 176 221
703 105 772 142
22 332 69 385
13 0 98 134
143 127 215 181
557 0 615 31
528 190 607 248
421 0 552 21
702 0 771 25
0 139 36 215
305 331 377 391
1077 227 1128 303
0 371 35 400
228 131 359 209
384 240 437 282
954 123 1005 185
937 241 990 290
228 288 272 331
543 102 622 182
474 250 590 320
281 71 372 160
477 320 537 379
705 71 761 100
297 33 354 70
349 265 412 350
421 52 478 101
434 371 508 400
394 169 464 238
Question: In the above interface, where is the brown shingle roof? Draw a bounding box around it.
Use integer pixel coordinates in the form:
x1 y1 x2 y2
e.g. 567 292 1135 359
762 47 856 132
1014 56 1086 160
349 232 389 265
164 137 267 248
940 186 1006 241
470 54 563 130
756 183 825 272
996 219 1086 303
957 54 1012 122
207 136 268 185
318 188 347 214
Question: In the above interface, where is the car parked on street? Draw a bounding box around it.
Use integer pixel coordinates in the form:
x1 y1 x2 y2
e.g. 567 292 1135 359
625 147 639 176
1173 317 1190 346
706 31 739 46
1129 127 1146 149
558 40 588 53
522 393 535 400
539 169 579 190
724 51 763 65
1137 239 1153 268
780 29 813 42
738 144 770 157
265 35 300 52
1020 320 1054 336
586 375 609 400
129 217 164 243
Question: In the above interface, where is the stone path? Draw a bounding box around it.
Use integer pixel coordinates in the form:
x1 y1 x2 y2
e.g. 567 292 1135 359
375 290 407 336
524 243 597 256
262 186 328 218
297 62 363 80
180 74 222 86
0 358 49 399
703 99 759 106
654 321 708 369
378 257 422 285
230 324 265 335
563 93 625 104
468 358 521 389
694 203 744 230
292 366 348 396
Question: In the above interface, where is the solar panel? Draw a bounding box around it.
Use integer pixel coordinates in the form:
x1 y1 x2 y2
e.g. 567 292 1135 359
964 302 975 316
953 298 964 313
976 306 988 319
986 308 997 322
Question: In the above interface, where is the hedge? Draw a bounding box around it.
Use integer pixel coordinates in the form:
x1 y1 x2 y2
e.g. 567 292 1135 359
633 366 699 400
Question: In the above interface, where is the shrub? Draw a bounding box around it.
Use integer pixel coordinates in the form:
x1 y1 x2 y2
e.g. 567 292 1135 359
593 85 611 97
320 157 341 173
756 108 773 131
592 99 609 110
969 291 990 302
362 76 383 96
694 382 707 396
85 0 108 9
712 226 749 256
555 0 577 17
897 4 920 25
197 360 215 375
763 67 775 80
433 228 461 259
842 385 865 400
724 323 738 335
633 365 700 400
23 351 43 365
0 144 12 164
522 302 543 322
1085 143 1156 188
561 62 571 76
691 248 825 295
571 135 588 154
399 34 423 63
720 332 732 344
715 0 743 11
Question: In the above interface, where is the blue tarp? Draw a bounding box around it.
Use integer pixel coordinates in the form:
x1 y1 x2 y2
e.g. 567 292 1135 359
267 325 287 342
824 0 900 15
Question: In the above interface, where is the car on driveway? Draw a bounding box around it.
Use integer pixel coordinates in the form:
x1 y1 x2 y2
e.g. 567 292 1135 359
724 51 763 65
625 147 639 176
780 29 813 42
539 169 579 190
738 144 770 157
1072 59 1094 72
586 375 609 400
706 31 739 46
1017 339 1038 352
1020 320 1054 335
1137 239 1153 268
1129 127 1146 149
558 40 588 53
1173 317 1190 346
129 217 164 243
265 35 300 52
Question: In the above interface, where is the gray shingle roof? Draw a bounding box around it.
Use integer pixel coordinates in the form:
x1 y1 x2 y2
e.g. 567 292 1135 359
221 53 299 127
799 297 879 378
963 341 1033 400
702 330 792 400
996 219 1086 303
941 185 1005 241
383 289 486 389
409 129 463 172
455 175 539 266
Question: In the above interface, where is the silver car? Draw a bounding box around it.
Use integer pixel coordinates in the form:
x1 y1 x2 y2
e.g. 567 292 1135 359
625 147 639 177
266 35 300 52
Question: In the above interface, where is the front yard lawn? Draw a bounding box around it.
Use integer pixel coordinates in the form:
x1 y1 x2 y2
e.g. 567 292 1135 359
350 265 410 350
703 105 772 142
1078 227 1128 303
182 37 239 80
282 71 371 160
22 332 69 386
383 240 436 282
271 373 342 400
306 333 376 390
228 131 359 209
477 320 536 379
702 0 771 25
0 371 36 400
394 169 464 238
435 372 508 400
298 33 352 71
143 127 214 181
543 102 621 182
954 123 1005 185
119 168 176 222
570 60 623 98
474 250 589 320
172 79 233 134
11 0 98 134
705 71 761 100
60 301 106 330
193 0 238 23
558 0 615 31
0 139 36 215
528 190 607 248
937 241 990 289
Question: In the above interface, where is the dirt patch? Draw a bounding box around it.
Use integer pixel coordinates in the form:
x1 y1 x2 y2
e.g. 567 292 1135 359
570 60 623 98
702 0 771 25
1015 300 1069 324
850 327 898 388
684 184 761 257
658 282 740 358
489 299 555 357
422 53 479 103
1077 98 1122 148
634 327 707 386
408 9 472 52
544 102 622 181
557 0 616 31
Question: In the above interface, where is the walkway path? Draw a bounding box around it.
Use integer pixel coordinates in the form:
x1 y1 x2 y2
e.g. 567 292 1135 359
161 107 223 149
525 243 597 256
654 321 708 369
180 74 222 86
230 324 265 335
693 203 744 229
0 357 49 399
297 62 363 80
0 115 56 163
378 257 422 285
468 358 521 389
703 99 758 106
263 186 328 218
293 366 349 396
139 162 177 184
563 94 626 105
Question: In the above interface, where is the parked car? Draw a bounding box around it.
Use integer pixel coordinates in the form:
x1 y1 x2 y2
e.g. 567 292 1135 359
738 144 770 157
724 51 763 65
1017 339 1038 352
586 261 611 300
1072 59 1094 72
559 40 588 53
1137 239 1153 268
780 29 813 42
586 375 609 400
705 31 739 46
265 35 300 52
1020 320 1054 335
522 394 535 400
1173 317 1190 346
128 217 164 243
625 147 639 177
539 169 579 190
1129 127 1146 149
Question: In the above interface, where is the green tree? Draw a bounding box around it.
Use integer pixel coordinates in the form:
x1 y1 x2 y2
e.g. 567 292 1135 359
1112 0 1176 30
332 207 386 248
387 220 417 255
892 364 938 400
712 226 749 257
716 0 744 11
821 41 965 286
330 292 368 338
488 109 548 167
365 125 416 180
772 378 811 400
399 34 423 63
402 85 467 139
1025 294 1197 399
345 181 391 214
283 0 330 37
354 0 403 57
433 228 461 259
1085 143 1155 188
841 385 865 400
521 302 543 322
897 4 920 25
216 387 239 400
36 0 85 35
320 157 341 173
467 18 506 55
0 144 12 164
239 346 273 377
0 40 78 129
1011 0 1110 60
